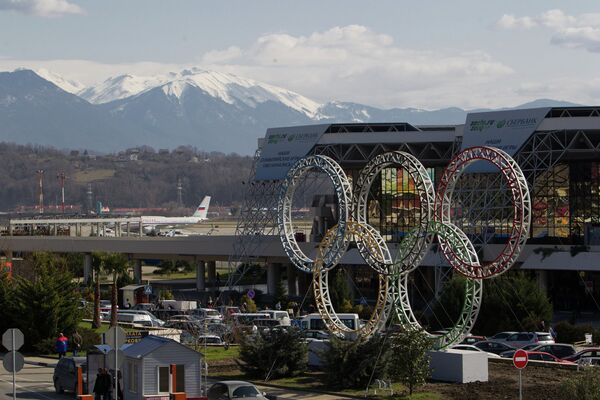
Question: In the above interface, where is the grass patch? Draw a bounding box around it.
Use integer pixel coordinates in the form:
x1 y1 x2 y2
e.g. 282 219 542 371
73 169 115 183
198 345 240 361
211 370 439 399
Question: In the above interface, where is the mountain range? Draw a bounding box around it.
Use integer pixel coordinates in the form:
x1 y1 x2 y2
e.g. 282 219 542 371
0 68 582 154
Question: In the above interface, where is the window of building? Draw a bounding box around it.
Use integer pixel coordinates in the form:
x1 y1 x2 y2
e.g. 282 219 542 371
157 366 170 393
128 362 138 393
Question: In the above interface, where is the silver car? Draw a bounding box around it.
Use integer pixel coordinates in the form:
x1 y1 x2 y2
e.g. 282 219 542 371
503 332 555 348
207 380 270 400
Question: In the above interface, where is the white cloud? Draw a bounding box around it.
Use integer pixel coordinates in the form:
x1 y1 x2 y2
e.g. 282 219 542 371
198 25 513 108
0 0 83 17
496 9 600 53
496 14 538 29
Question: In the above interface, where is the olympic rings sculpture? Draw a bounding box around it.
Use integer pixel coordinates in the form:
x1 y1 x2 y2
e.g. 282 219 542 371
277 146 531 346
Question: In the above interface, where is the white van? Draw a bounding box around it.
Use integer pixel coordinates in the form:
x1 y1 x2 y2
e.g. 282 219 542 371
262 310 291 326
299 313 360 331
116 312 155 327
231 313 270 326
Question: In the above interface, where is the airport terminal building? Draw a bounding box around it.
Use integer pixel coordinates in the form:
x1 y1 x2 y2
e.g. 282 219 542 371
245 106 600 314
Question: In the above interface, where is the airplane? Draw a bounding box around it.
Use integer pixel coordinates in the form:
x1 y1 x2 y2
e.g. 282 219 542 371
139 196 211 234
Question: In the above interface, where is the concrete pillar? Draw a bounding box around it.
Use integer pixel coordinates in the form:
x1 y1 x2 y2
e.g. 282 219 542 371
134 259 142 284
138 221 143 237
83 253 92 285
196 260 206 291
536 270 548 293
207 261 216 289
267 263 282 295
287 264 298 297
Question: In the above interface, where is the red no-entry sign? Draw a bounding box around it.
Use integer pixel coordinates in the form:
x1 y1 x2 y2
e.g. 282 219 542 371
513 349 529 369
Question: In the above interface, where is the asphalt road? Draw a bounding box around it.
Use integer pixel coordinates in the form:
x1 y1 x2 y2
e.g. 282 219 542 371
0 362 65 400
0 358 350 400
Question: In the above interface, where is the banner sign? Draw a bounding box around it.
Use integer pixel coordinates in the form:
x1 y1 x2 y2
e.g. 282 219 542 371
254 124 329 181
461 107 550 172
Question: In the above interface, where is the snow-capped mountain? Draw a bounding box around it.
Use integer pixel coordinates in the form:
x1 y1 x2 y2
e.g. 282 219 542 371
33 68 86 94
82 68 323 119
0 68 583 154
78 74 173 104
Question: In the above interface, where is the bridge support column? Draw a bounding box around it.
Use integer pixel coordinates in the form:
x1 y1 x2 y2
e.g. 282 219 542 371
84 253 92 285
196 260 206 291
133 259 142 284
287 264 297 297
267 263 282 295
207 261 216 290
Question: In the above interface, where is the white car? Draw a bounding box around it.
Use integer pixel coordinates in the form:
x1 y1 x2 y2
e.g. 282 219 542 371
450 344 501 358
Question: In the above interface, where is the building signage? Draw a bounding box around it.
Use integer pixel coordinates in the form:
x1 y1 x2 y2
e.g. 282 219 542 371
255 124 329 181
462 107 550 155
461 107 550 172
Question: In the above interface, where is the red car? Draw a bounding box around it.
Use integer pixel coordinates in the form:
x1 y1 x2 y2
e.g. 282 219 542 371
527 351 576 365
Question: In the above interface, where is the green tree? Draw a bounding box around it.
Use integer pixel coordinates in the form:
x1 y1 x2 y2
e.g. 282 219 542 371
329 267 352 310
240 294 257 312
322 334 390 389
0 273 16 333
388 328 432 395
91 253 103 329
475 272 552 335
100 253 130 327
11 252 81 351
429 275 467 330
237 327 307 380
273 280 287 309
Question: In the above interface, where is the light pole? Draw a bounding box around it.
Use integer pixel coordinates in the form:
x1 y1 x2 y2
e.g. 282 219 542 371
36 170 44 214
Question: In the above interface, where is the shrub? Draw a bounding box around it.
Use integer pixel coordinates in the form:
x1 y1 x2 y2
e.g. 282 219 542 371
561 368 600 399
554 321 593 344
388 329 433 396
240 294 257 312
322 334 390 389
237 327 307 380
78 327 101 351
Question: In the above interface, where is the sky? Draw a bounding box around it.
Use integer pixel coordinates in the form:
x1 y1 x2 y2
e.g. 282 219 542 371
2 0 600 109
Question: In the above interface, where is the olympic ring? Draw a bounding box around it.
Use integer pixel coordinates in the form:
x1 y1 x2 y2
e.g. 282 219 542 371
313 221 393 338
353 151 435 276
277 146 530 345
392 220 482 348
278 155 352 273
434 146 531 279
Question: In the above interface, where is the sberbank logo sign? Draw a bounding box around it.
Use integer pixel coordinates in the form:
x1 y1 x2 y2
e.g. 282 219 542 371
495 117 537 129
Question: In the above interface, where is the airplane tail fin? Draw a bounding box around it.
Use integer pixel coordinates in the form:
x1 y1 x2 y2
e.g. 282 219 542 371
192 196 211 219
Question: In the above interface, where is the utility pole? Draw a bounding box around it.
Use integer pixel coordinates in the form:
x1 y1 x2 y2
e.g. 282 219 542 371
36 170 44 214
177 177 183 207
87 183 93 214
57 172 66 214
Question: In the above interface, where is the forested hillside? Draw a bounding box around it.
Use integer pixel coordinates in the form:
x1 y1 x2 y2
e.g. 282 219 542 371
0 143 253 212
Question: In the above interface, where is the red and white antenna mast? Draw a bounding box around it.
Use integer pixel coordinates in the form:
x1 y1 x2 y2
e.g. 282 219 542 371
57 172 66 214
36 169 44 214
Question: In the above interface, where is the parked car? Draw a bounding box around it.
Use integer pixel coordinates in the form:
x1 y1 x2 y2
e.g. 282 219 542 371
473 340 516 355
577 357 600 368
564 348 600 362
207 380 270 400
53 357 87 394
490 331 518 341
526 351 576 365
132 302 156 312
450 344 501 358
461 335 486 345
302 330 330 340
500 343 541 358
191 308 223 321
503 332 554 348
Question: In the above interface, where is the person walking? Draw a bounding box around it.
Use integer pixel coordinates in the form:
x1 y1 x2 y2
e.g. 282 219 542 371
93 368 109 400
55 333 68 358
72 330 82 357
